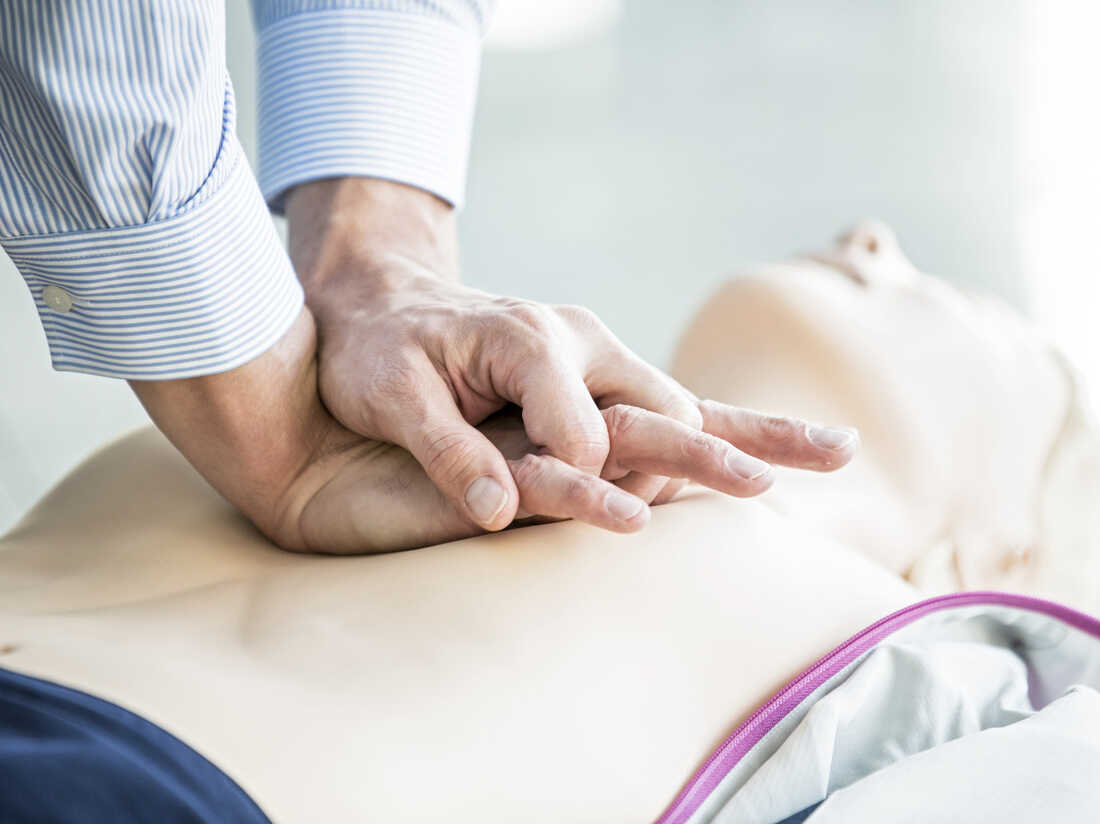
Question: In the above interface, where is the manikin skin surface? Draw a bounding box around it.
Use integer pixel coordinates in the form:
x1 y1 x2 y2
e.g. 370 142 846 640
0 223 1094 822
0 435 915 823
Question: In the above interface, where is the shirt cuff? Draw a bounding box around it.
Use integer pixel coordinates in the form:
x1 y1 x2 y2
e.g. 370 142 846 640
1 140 304 381
256 6 483 212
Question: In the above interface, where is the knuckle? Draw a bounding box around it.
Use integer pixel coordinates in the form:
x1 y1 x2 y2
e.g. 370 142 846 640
757 414 801 444
554 303 603 332
562 430 610 471
510 453 547 488
697 398 722 421
684 430 721 460
496 308 555 359
421 427 481 484
682 405 704 430
484 326 538 369
507 301 554 332
562 474 598 507
663 393 703 429
604 403 644 441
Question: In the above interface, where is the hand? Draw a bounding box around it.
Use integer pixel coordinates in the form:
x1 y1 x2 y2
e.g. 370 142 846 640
285 178 860 533
295 398 860 552
131 308 859 554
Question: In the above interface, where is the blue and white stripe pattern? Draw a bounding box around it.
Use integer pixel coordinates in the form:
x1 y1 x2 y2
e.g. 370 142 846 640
256 1 491 213
0 0 491 380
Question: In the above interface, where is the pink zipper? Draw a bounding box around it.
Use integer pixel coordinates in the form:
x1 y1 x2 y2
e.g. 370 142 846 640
652 590 1100 824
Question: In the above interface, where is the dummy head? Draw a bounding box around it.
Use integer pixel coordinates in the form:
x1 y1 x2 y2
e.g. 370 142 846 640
671 221 1100 612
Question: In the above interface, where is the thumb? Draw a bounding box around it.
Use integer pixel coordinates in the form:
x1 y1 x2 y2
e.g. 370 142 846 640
393 376 519 532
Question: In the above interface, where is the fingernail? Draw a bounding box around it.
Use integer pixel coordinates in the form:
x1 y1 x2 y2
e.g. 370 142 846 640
605 489 645 520
465 476 508 525
805 424 858 450
726 451 771 480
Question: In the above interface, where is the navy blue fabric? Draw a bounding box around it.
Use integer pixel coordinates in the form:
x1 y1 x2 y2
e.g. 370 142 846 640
0 666 269 823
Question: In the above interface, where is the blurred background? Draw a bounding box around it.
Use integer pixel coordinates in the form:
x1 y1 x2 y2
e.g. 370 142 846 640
1 0 1097 534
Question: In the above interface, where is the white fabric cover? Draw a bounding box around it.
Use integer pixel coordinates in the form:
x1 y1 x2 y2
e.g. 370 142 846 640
692 604 1100 824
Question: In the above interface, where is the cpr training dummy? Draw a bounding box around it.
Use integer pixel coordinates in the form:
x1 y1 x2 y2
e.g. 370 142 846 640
2 222 1099 823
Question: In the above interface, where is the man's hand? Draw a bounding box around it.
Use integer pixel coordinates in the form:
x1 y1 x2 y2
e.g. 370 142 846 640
285 178 859 532
131 306 859 554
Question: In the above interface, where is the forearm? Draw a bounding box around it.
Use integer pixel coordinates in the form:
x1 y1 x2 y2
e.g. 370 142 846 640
128 307 338 547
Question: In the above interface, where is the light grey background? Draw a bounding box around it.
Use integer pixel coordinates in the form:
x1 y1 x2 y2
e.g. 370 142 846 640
0 1 1038 533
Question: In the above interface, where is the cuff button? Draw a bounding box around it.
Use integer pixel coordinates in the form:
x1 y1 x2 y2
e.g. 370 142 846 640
42 285 74 313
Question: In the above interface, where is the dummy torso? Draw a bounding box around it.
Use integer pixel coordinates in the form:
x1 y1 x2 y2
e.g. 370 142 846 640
1 222 1094 822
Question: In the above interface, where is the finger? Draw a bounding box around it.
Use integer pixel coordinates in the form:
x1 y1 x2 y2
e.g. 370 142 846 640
602 404 775 497
612 471 670 503
508 453 650 533
652 478 689 505
583 321 702 499
698 400 859 472
514 361 610 476
389 368 520 531
588 346 702 427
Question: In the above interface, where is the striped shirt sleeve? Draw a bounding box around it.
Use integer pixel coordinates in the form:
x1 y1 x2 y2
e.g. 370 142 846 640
253 0 495 212
0 1 303 380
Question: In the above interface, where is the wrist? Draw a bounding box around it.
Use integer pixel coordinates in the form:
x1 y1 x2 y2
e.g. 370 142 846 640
285 177 460 296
